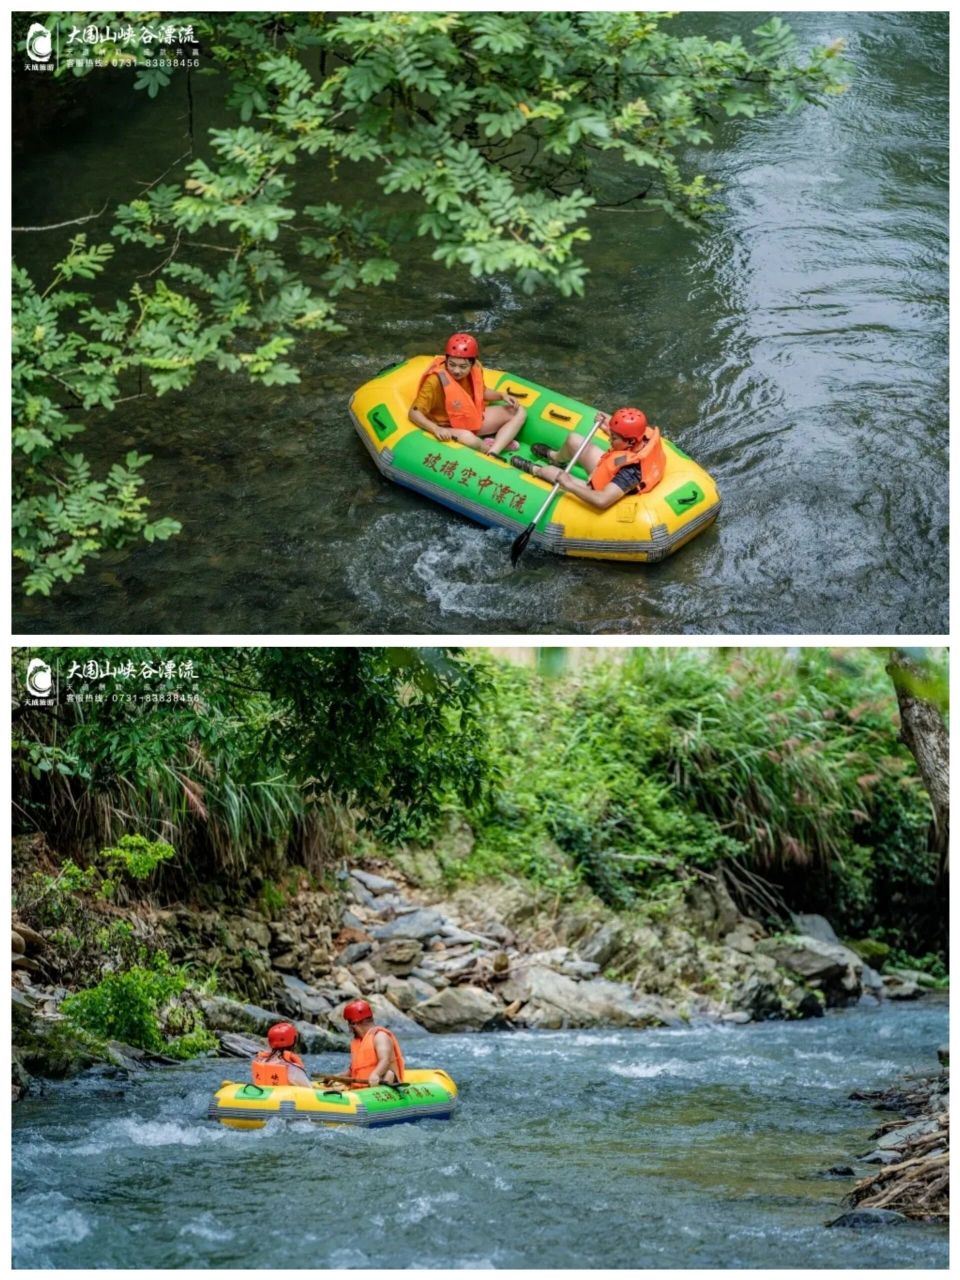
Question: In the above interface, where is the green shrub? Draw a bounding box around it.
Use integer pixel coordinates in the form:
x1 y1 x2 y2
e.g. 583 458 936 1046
61 962 208 1054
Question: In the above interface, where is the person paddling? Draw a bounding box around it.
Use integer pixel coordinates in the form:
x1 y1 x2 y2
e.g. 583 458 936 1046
342 999 406 1085
511 407 666 509
408 333 526 457
251 1022 312 1088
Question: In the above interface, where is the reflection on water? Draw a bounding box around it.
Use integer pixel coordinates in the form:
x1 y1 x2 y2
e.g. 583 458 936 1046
13 11 947 635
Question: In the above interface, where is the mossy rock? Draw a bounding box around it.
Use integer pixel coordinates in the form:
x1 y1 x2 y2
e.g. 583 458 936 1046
848 938 892 967
17 1018 106 1080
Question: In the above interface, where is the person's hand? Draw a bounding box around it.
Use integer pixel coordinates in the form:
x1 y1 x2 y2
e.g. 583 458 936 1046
368 1071 381 1086
433 426 453 442
594 410 610 429
504 393 518 408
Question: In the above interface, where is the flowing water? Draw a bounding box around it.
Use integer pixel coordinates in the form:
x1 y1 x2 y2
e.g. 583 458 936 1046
13 11 947 635
12 1002 948 1269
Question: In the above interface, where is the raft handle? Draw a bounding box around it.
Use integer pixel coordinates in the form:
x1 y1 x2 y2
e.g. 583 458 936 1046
677 493 697 506
505 385 527 397
370 411 390 433
548 409 572 421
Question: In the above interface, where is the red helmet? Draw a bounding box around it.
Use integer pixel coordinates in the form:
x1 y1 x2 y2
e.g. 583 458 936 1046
608 407 648 440
445 332 479 359
342 998 373 1023
267 1022 298 1049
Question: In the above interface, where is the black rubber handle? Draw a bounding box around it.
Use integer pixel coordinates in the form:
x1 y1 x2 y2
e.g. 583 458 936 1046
371 411 389 432
549 409 572 421
678 493 697 506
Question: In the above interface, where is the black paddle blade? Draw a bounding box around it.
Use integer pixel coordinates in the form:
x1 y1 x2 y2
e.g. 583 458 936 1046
510 525 534 567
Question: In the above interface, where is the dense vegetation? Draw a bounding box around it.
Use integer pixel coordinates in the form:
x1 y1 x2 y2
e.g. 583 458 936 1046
13 11 850 593
13 646 946 973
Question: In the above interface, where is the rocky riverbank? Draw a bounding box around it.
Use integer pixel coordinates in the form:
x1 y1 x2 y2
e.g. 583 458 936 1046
12 859 944 1098
829 1054 949 1227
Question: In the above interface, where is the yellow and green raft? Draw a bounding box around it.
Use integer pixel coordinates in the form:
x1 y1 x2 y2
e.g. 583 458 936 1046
350 355 721 563
209 1068 458 1130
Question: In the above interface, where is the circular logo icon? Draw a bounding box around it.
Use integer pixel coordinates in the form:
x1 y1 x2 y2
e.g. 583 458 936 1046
26 23 53 62
26 659 53 698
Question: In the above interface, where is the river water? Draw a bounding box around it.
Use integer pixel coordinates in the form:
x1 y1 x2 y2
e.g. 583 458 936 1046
12 1002 948 1269
13 11 947 635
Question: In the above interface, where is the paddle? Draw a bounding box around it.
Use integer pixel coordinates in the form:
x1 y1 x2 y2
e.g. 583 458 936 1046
510 416 603 567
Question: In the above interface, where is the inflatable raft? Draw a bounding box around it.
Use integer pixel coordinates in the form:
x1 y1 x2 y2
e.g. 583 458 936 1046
209 1068 457 1130
350 356 720 563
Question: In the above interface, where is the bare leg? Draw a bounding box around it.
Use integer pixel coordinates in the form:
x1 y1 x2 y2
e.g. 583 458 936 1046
480 404 526 456
544 432 605 473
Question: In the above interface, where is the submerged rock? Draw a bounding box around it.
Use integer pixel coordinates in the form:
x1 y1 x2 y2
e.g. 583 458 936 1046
826 1209 908 1228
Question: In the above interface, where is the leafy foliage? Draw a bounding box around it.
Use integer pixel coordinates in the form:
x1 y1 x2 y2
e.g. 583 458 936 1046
61 959 215 1057
12 646 494 879
14 11 850 593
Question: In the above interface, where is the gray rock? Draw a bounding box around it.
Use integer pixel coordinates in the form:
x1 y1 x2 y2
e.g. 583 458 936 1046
350 869 398 894
329 994 426 1035
860 1149 905 1165
501 965 683 1029
875 1119 940 1149
881 973 921 1001
411 967 445 989
370 938 424 976
340 910 366 931
579 921 627 968
439 926 494 947
826 1209 908 1229
723 926 758 955
336 941 373 966
758 934 863 1006
413 985 505 1033
280 975 333 1019
721 1011 751 1024
374 909 447 942
218 1032 263 1058
291 1020 350 1053
200 996 283 1035
860 964 884 993
790 913 841 945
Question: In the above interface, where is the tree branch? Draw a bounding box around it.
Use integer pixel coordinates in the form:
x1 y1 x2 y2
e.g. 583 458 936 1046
13 202 109 233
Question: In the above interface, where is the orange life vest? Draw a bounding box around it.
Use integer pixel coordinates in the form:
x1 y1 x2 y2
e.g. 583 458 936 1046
590 426 666 495
419 356 486 432
349 1025 406 1083
251 1049 307 1087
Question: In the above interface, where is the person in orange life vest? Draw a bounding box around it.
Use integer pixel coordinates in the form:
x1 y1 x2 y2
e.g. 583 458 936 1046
510 407 666 510
251 1022 312 1088
342 999 406 1086
408 332 526 458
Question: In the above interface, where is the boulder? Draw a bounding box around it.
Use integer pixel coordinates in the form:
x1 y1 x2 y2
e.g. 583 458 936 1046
790 913 841 945
329 994 425 1035
12 920 46 950
881 972 921 1001
373 909 447 942
413 985 505 1033
279 975 333 1020
217 1032 264 1058
350 869 398 895
723 926 759 955
13 930 25 955
199 996 285 1035
758 934 863 1006
370 938 423 976
292 1020 350 1053
411 966 446 989
501 965 683 1029
579 920 627 968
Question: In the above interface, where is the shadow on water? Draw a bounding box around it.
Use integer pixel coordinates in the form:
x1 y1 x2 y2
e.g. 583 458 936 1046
12 11 947 635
